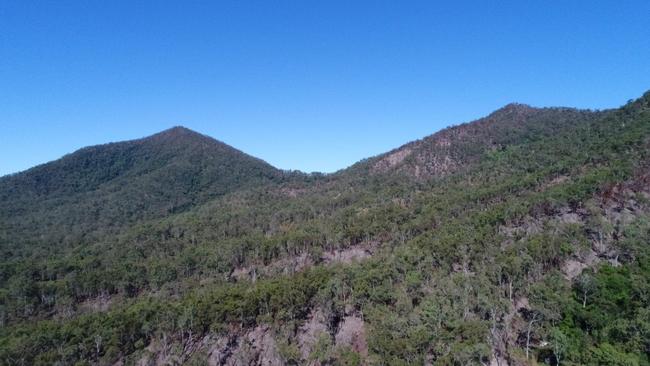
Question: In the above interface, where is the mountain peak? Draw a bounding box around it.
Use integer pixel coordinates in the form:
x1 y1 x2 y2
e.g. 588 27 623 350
145 126 218 146
360 100 598 179
154 125 202 138
0 123 282 234
491 102 534 115
162 125 194 134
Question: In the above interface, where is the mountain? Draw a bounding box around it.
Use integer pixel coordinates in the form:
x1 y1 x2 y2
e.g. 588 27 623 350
348 104 602 179
0 126 286 252
1 93 649 366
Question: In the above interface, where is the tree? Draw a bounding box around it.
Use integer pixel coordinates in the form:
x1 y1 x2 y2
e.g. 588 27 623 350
550 328 567 365
575 271 596 308
523 309 542 360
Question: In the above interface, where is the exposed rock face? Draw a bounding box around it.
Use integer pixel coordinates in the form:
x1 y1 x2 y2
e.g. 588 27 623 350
562 249 599 280
334 315 368 358
322 246 372 264
298 308 330 360
207 335 234 366
368 103 588 179
230 243 376 282
230 252 314 282
373 147 413 171
295 307 369 364
207 325 282 366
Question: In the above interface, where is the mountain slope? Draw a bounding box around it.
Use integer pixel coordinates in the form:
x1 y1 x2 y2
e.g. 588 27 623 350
348 104 603 179
0 126 287 251
1 93 649 366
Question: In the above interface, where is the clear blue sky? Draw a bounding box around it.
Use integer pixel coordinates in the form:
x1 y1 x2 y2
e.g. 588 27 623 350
2 1 649 175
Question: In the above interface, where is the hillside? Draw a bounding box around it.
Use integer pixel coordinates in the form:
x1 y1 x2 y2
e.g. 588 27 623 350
348 104 602 179
0 126 289 256
1 93 649 366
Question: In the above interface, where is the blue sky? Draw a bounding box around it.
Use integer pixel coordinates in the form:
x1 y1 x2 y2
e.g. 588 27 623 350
1 1 649 175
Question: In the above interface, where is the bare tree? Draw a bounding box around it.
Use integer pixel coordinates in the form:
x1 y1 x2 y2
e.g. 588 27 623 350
94 334 103 359
525 311 542 360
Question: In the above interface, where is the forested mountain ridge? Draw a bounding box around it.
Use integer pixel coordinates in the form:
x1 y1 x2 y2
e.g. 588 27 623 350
347 104 603 180
1 92 649 366
0 126 290 255
1 126 279 197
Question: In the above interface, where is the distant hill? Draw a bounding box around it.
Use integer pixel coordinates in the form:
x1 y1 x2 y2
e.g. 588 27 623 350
348 104 604 179
0 126 285 249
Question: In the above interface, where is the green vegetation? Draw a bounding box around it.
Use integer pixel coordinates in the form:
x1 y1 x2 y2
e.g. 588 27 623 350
1 93 649 365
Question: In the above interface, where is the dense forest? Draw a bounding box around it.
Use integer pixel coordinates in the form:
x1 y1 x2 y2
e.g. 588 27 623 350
1 92 649 365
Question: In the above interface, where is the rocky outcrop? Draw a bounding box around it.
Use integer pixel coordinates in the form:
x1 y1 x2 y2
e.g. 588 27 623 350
207 325 282 366
334 315 368 358
322 246 372 264
230 242 376 282
297 308 329 360
295 307 369 364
